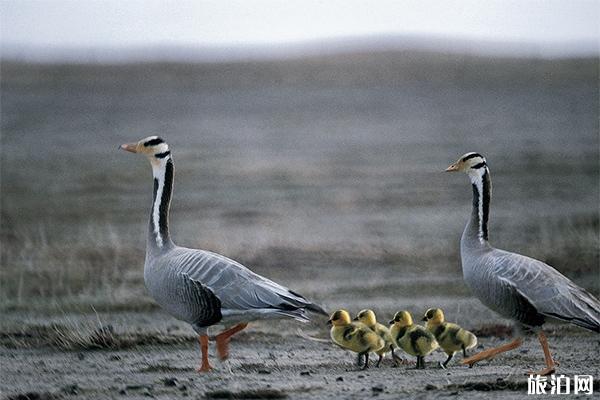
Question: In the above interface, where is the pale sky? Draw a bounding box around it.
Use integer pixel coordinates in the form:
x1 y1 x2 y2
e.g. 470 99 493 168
1 0 598 58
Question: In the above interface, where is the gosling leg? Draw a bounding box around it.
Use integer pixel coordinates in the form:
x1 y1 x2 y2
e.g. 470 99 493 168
415 356 424 369
361 352 370 370
440 353 453 369
391 347 402 366
356 353 364 368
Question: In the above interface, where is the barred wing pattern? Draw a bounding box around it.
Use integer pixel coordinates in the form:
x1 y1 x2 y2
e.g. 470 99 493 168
485 249 600 332
162 247 318 327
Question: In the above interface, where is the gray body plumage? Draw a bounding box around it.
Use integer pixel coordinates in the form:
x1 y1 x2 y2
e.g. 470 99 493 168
139 147 325 336
145 245 319 333
460 165 600 332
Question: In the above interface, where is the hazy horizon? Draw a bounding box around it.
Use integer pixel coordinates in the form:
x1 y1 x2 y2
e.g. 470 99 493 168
2 34 598 64
1 0 598 63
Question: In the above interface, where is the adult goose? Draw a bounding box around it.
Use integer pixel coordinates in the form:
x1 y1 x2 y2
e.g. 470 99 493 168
446 152 599 375
120 136 327 372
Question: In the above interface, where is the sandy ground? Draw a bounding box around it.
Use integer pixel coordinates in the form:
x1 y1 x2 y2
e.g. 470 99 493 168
2 306 599 399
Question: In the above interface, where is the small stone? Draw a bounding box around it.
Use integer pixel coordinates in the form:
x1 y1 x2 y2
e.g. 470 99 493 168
372 385 384 392
450 391 459 396
258 369 271 374
126 384 152 390
178 384 188 392
163 377 178 387
336 377 344 382
300 371 311 376
425 384 437 391
119 389 127 395
357 375 365 379
62 384 79 395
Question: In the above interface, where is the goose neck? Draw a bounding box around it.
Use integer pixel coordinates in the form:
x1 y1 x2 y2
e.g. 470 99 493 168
463 167 491 247
148 158 174 252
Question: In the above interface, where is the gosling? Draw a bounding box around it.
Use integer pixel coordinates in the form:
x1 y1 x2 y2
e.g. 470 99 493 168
389 310 438 369
354 309 398 367
422 308 477 369
328 310 385 369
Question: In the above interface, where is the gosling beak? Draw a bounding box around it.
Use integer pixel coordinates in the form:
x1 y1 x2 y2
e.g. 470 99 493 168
388 320 394 325
445 163 459 172
120 142 138 153
326 320 332 326
353 317 358 321
421 317 427 321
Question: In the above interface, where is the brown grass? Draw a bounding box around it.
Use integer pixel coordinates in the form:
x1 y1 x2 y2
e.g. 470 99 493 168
0 316 195 350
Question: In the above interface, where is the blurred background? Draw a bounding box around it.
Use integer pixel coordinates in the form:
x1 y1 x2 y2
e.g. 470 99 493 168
0 0 598 319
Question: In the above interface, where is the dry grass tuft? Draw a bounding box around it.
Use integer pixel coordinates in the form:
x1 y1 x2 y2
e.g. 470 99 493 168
0 224 150 311
0 314 194 350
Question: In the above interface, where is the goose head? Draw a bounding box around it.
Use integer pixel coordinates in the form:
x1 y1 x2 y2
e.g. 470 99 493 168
327 309 352 326
120 136 171 165
354 309 377 328
445 152 487 173
389 310 413 327
422 308 445 324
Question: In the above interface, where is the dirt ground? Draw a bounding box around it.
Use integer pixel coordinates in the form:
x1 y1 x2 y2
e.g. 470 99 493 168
1 308 599 400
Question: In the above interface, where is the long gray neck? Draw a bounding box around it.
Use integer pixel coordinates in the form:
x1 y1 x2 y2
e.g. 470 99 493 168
462 167 492 247
148 158 175 253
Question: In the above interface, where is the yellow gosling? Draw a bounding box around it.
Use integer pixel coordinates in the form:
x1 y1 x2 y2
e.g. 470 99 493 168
422 308 478 369
328 310 385 370
389 310 438 369
354 309 399 367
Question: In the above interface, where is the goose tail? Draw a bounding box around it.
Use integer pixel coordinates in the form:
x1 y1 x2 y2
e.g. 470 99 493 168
305 302 328 316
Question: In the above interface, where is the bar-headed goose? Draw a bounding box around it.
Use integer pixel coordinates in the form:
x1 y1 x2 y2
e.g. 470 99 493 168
120 136 327 372
446 152 599 375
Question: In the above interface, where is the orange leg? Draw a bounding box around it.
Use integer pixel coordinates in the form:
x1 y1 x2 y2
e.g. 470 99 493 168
196 335 212 373
528 330 558 376
461 337 523 367
215 323 248 361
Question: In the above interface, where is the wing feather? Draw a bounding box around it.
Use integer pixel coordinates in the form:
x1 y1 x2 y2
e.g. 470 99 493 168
167 247 315 316
490 249 600 332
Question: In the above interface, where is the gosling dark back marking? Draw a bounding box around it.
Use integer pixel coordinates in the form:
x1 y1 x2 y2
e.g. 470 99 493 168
409 330 427 355
342 326 354 341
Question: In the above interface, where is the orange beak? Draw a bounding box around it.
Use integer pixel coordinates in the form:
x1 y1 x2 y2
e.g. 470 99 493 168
445 163 460 172
120 142 138 153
